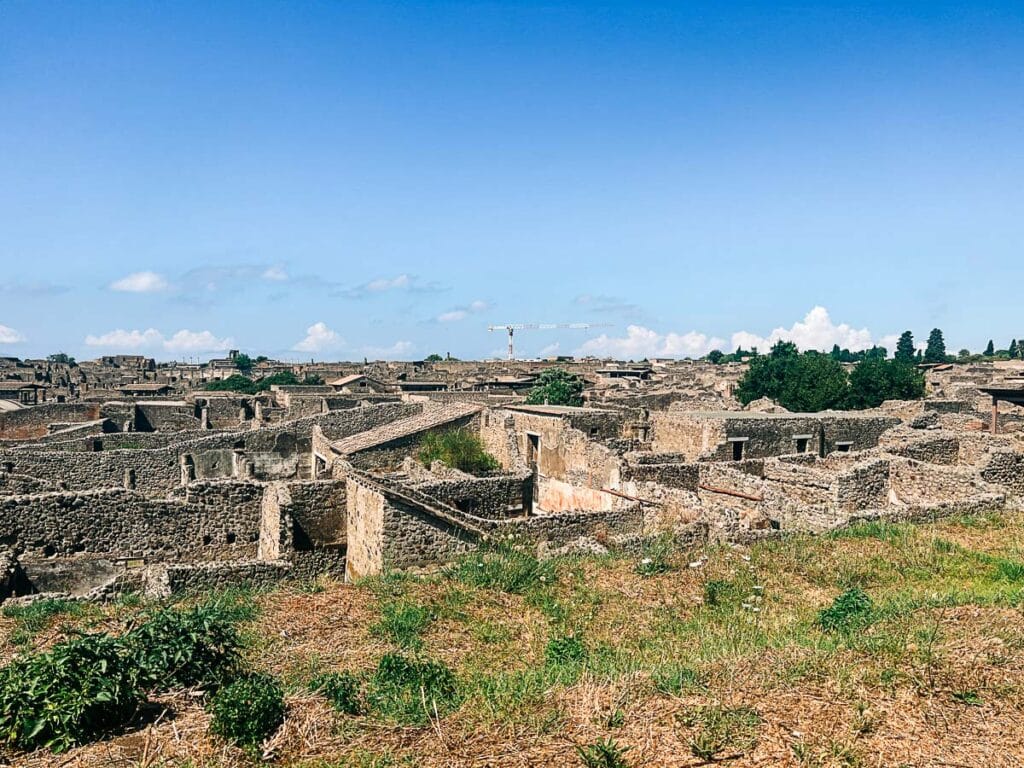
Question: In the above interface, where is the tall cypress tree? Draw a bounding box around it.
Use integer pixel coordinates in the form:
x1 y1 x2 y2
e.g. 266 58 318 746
924 328 947 363
895 331 916 364
1009 339 1019 359
985 340 995 356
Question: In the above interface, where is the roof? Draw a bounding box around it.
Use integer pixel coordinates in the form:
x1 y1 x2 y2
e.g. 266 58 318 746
0 381 47 390
118 382 172 391
506 404 617 416
0 400 23 412
331 402 482 455
329 374 368 386
667 410 895 420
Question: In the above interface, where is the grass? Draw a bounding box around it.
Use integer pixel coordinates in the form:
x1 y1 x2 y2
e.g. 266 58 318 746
5 512 1024 765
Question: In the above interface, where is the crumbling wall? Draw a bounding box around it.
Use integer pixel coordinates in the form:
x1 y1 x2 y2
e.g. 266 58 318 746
0 448 181 493
0 403 100 440
980 451 1024 495
134 403 199 432
0 480 264 561
412 473 531 520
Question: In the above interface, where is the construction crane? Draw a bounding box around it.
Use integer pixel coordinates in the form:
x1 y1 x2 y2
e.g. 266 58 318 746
487 323 613 361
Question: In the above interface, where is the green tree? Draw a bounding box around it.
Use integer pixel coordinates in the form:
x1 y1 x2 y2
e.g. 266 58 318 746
526 368 584 406
895 331 916 364
424 354 444 363
735 342 848 412
924 328 947 363
1009 339 1019 359
706 350 724 364
46 352 76 366
985 339 995 356
847 358 925 409
233 353 253 373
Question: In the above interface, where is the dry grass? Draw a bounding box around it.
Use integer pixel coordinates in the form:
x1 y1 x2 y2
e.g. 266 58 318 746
4 510 1024 768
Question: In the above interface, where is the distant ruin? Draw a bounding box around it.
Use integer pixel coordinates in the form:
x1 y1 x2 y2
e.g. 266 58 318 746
2 354 1023 602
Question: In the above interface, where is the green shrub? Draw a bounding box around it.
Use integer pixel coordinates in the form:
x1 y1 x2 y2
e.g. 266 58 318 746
0 634 143 752
651 664 704 695
577 737 631 768
127 605 241 691
683 705 761 760
545 635 588 667
418 429 499 474
2 599 87 642
703 579 742 608
310 671 363 715
366 653 459 725
816 588 874 633
370 601 433 649
207 672 285 752
445 544 556 595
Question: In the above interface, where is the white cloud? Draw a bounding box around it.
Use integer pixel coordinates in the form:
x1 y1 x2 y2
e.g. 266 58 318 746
729 306 874 353
84 328 232 353
538 342 561 357
164 329 233 353
293 322 344 353
109 271 170 293
261 266 288 282
366 274 410 292
85 328 163 349
363 340 414 360
575 306 893 359
436 299 489 323
0 324 26 344
577 325 725 359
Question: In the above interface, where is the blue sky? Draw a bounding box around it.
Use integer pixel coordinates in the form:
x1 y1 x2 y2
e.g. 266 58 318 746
1 2 1022 361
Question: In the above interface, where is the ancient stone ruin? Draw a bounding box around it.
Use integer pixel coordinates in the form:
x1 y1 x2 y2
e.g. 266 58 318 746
2 355 1023 603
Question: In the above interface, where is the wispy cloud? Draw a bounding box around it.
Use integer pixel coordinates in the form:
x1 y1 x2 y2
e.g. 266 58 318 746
84 328 233 353
109 271 170 293
0 280 69 297
435 299 489 323
575 293 643 320
332 274 446 299
362 340 414 360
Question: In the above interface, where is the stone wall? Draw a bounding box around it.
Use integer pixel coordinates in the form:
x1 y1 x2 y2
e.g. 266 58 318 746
980 451 1024 495
0 448 182 493
0 403 100 440
411 473 532 519
0 480 264 561
134 403 199 432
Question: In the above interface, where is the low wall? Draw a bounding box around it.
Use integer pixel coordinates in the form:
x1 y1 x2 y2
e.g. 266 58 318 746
0 480 264 561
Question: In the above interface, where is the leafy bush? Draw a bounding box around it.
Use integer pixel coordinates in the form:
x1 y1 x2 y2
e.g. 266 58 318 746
207 672 285 752
545 635 588 667
445 543 556 595
365 653 459 724
702 579 742 608
526 368 584 407
817 587 874 633
577 737 631 768
205 371 303 394
126 605 242 691
310 671 363 715
683 705 761 760
370 601 433 649
418 429 499 474
0 634 143 752
651 664 704 695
